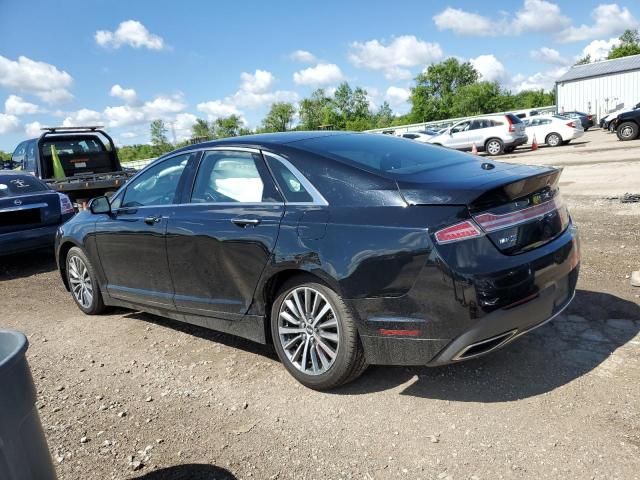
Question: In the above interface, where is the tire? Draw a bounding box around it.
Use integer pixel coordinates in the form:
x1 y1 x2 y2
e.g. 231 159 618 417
66 247 106 315
485 138 504 156
616 121 639 141
270 276 367 390
546 132 562 147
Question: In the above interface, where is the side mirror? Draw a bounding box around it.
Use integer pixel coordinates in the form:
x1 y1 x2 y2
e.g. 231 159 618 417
89 196 111 214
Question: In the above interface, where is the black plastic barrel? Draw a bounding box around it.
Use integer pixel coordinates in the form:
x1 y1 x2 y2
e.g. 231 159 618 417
0 330 57 479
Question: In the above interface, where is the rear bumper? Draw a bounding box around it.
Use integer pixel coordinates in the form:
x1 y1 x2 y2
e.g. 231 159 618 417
505 135 528 148
352 222 580 366
0 224 59 255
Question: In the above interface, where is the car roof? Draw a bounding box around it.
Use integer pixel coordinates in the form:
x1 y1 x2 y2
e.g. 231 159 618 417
175 130 348 154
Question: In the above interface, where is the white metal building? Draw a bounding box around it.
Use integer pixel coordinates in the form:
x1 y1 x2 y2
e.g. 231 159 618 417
555 54 640 119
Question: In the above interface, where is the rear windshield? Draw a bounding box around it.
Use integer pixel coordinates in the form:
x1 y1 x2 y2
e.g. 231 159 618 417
293 133 475 177
505 113 524 124
0 175 48 198
40 135 116 178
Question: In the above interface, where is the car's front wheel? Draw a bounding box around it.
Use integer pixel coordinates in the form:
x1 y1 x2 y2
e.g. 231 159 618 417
617 122 638 141
485 138 504 156
546 132 562 147
66 247 105 315
271 277 367 390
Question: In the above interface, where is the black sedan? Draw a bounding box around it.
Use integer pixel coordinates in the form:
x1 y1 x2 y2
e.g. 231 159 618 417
1 172 75 256
55 132 580 390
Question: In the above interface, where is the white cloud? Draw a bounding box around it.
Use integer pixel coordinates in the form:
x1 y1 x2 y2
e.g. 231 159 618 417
25 121 43 137
512 0 571 34
560 4 638 43
530 47 571 65
173 113 199 142
197 100 243 120
141 94 186 118
0 113 20 134
293 63 344 86
385 86 410 107
0 55 73 104
95 20 165 50
110 84 137 104
121 131 139 139
239 70 275 94
290 50 317 63
434 0 570 36
581 37 621 61
348 36 443 80
433 8 496 36
5 95 40 115
470 54 508 83
512 66 568 92
62 108 103 127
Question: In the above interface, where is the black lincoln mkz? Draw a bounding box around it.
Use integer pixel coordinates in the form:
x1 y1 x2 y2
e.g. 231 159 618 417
56 132 580 389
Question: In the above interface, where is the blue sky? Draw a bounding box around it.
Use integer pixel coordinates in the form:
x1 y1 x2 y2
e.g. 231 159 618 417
0 0 638 150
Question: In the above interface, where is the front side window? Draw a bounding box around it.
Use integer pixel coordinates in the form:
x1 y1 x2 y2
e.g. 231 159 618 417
121 153 191 208
191 150 281 204
11 142 27 168
451 121 471 133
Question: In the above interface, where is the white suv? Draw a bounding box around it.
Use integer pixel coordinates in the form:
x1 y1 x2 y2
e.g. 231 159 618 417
427 114 528 155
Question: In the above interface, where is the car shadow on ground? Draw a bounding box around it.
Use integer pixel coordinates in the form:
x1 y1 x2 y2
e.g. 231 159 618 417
335 289 640 401
130 463 236 479
122 311 279 362
0 248 57 280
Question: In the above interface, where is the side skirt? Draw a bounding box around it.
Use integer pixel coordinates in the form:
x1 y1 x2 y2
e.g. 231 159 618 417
103 294 267 344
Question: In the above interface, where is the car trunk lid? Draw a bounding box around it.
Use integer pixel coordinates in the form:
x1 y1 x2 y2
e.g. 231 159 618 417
0 192 62 234
397 161 569 254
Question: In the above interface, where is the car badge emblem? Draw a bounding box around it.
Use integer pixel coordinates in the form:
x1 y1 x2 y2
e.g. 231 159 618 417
14 199 22 206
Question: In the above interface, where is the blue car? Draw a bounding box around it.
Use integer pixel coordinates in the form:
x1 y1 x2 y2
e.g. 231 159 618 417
0 172 75 255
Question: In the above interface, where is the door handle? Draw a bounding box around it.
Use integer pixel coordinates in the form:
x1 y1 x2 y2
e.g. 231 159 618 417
231 217 261 227
144 215 162 225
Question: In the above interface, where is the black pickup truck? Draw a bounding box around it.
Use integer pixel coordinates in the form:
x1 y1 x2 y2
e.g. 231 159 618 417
10 126 133 207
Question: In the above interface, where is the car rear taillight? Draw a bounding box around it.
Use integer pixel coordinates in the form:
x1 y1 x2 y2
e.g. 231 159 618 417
567 121 575 128
587 115 592 120
506 115 515 132
58 193 74 215
434 220 483 244
473 196 564 233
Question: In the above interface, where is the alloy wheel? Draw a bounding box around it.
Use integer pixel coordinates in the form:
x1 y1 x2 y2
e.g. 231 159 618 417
487 141 501 155
548 134 560 146
277 286 340 376
68 255 94 309
621 126 634 138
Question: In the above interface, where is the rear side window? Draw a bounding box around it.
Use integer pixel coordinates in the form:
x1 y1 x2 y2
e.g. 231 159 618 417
0 175 47 198
294 133 474 177
264 156 313 203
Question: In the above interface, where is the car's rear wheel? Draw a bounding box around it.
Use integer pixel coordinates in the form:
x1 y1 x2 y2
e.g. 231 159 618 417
66 247 105 315
546 132 562 147
271 276 367 390
617 122 638 141
485 138 504 156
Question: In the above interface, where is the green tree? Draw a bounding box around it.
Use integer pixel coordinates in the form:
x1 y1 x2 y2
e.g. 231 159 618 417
374 101 394 128
213 115 243 138
333 82 354 127
608 29 640 59
191 118 211 139
262 102 296 132
149 119 172 156
574 54 591 65
511 89 555 109
410 58 479 122
450 82 506 117
299 89 332 130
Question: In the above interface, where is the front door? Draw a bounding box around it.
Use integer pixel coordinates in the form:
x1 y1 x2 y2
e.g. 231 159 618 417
446 120 472 150
166 149 284 318
94 152 196 307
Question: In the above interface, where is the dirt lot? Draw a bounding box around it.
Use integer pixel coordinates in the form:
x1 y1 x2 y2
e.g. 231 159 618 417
1 129 639 480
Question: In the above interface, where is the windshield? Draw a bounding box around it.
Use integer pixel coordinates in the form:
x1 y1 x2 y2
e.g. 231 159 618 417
0 175 47 198
294 133 475 177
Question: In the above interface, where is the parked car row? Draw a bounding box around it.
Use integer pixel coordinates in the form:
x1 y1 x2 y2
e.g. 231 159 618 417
598 103 640 141
395 113 584 154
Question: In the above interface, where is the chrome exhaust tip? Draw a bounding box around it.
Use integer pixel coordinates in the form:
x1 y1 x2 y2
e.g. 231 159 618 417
452 329 518 361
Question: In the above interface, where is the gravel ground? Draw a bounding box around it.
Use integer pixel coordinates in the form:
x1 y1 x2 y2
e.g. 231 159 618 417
1 131 639 480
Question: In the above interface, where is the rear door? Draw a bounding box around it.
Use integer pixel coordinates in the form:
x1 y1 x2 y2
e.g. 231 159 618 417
166 148 284 318
93 152 196 307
